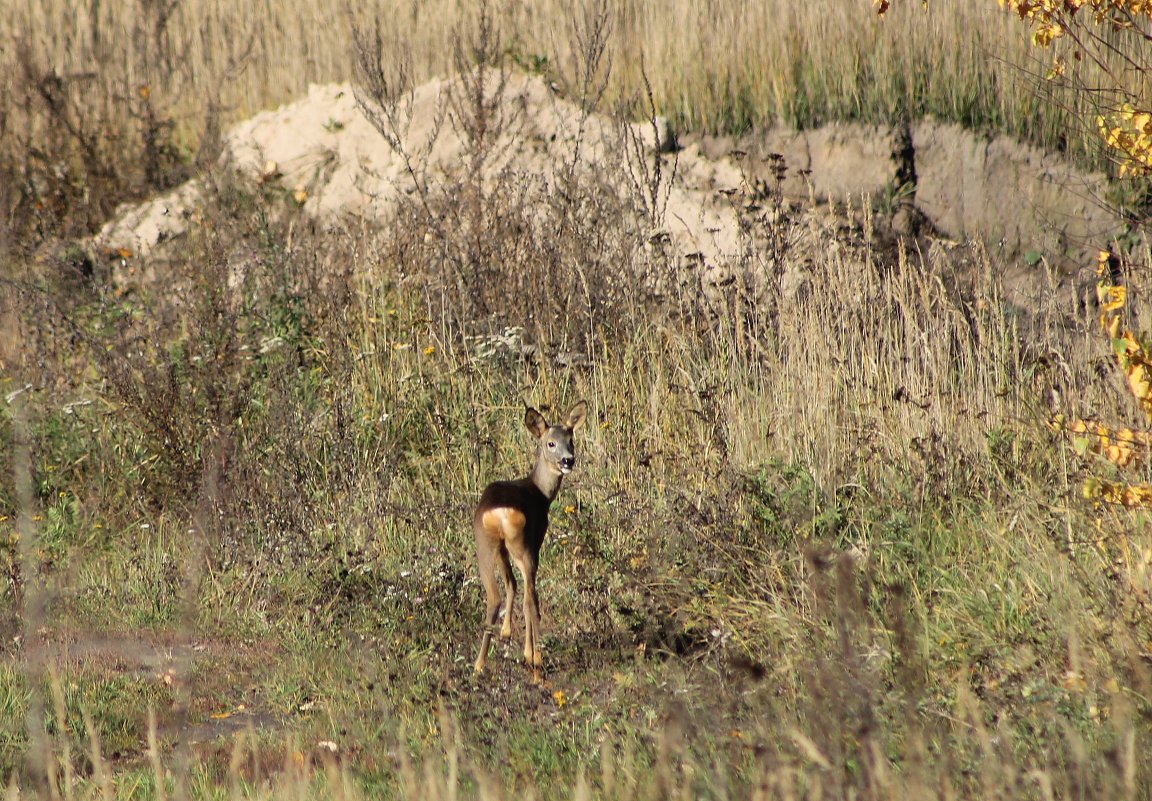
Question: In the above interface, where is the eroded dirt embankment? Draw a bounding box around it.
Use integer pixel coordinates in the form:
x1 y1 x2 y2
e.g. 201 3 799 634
700 119 1122 272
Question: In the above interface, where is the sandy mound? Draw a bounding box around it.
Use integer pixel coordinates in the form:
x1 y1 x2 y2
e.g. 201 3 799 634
93 69 1123 305
98 74 748 272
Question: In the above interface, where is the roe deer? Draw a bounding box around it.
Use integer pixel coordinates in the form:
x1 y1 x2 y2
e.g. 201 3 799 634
473 400 588 684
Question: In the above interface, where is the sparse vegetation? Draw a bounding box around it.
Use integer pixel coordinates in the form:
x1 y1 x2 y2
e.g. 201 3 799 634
2 1 1152 799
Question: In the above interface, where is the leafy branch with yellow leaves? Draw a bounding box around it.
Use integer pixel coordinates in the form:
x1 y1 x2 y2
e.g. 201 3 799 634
1048 252 1152 507
1001 0 1152 175
876 0 1152 176
876 0 1152 506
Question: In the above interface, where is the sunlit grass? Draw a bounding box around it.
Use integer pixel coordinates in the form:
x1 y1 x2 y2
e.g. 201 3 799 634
3 175 1149 795
2 0 1130 165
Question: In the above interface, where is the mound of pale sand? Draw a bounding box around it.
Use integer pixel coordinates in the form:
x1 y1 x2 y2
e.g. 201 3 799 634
97 73 749 273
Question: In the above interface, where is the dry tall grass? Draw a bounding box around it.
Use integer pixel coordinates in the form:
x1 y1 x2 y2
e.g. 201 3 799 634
5 81 1150 791
5 189 1151 795
2 0 1126 158
8 0 1137 249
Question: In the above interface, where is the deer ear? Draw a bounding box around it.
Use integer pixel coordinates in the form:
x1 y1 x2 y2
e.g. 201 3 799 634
564 400 588 430
524 407 548 437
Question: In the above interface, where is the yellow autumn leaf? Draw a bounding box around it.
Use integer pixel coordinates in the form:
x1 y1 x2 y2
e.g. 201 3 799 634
1100 284 1127 312
1105 442 1134 467
1127 364 1152 400
1083 478 1102 500
1032 22 1063 46
1062 670 1087 693
1091 478 1152 508
1122 485 1152 507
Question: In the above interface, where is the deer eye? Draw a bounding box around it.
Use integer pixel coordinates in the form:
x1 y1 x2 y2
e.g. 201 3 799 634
548 441 556 448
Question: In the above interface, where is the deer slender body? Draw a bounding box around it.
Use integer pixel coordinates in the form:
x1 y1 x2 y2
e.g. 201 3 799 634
473 401 587 684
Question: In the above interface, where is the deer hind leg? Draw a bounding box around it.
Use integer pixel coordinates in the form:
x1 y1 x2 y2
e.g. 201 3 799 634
497 546 516 639
474 537 504 674
515 553 544 684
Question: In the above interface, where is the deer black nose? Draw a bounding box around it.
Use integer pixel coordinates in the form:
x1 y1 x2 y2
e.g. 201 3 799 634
560 456 575 469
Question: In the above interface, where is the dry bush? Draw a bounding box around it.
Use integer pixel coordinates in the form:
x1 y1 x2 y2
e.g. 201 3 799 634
2 178 367 565
0 0 250 247
353 1 668 353
6 167 1152 801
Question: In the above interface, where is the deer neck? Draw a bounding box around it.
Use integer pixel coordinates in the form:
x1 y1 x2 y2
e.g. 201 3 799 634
530 458 564 502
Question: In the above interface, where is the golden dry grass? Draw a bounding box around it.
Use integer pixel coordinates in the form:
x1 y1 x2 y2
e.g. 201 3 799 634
2 0 1123 155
